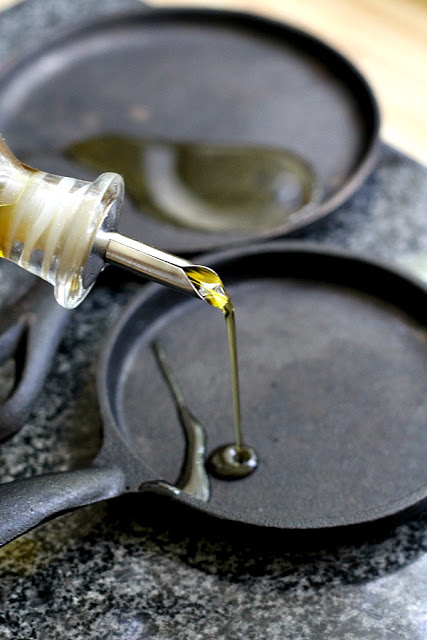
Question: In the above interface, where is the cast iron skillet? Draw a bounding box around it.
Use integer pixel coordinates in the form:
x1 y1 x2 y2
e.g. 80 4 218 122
1 242 427 546
0 7 379 253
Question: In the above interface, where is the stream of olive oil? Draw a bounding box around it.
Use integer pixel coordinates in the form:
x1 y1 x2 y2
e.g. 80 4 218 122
184 266 258 479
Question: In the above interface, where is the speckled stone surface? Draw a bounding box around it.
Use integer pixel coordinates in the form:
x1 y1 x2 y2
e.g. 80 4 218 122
0 1 427 639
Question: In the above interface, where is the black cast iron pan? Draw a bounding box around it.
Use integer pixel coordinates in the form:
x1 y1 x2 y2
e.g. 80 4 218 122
1 242 427 546
0 7 379 253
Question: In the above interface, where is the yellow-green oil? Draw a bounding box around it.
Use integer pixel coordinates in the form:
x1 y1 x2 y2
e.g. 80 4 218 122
0 203 15 258
66 135 318 234
184 266 258 479
0 161 39 260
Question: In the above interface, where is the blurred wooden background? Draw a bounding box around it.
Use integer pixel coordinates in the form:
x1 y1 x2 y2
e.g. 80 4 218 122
0 0 425 164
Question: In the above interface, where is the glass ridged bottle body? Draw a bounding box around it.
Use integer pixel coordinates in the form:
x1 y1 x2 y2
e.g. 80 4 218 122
0 138 123 307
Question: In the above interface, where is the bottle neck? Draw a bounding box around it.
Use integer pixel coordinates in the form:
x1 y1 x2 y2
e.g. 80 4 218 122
1 168 123 308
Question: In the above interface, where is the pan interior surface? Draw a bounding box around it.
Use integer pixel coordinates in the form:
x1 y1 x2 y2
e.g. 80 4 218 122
107 249 427 529
0 9 378 252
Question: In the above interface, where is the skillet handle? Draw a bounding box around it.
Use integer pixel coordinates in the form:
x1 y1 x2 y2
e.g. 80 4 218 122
0 280 71 441
0 466 126 547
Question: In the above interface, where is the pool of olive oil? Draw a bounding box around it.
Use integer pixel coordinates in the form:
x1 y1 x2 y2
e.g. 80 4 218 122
66 135 318 234
184 266 258 479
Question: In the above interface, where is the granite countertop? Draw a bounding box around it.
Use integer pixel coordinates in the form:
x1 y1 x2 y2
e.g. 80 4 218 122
0 1 426 638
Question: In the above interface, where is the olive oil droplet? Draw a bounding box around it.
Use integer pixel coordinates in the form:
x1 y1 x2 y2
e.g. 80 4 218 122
207 443 258 480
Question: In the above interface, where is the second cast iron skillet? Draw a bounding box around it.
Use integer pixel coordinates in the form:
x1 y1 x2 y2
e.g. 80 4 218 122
0 7 379 252
0 242 426 545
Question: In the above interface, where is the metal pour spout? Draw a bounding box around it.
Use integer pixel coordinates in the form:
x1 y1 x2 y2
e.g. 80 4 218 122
0 137 223 308
104 232 210 300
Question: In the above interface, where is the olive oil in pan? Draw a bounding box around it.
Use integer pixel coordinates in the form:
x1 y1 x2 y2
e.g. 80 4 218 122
184 267 258 479
66 135 319 233
152 341 210 502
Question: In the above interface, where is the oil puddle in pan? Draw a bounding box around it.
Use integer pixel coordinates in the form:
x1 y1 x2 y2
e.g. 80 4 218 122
65 135 320 234
152 341 210 502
